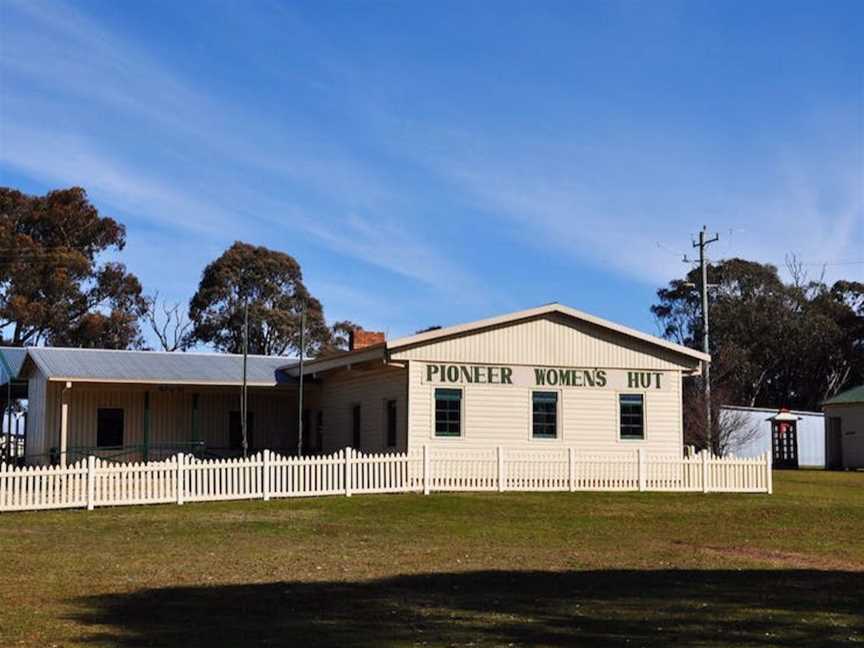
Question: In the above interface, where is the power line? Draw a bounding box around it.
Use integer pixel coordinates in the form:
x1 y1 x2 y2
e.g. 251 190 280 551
786 259 864 267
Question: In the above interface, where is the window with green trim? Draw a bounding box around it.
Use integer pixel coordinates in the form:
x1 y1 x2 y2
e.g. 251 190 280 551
434 388 462 437
619 394 644 439
532 391 558 439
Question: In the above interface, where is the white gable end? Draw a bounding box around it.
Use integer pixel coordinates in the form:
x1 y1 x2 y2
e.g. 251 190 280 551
390 313 701 372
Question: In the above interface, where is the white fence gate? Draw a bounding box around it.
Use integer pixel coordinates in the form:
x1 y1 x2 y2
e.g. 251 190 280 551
0 447 772 513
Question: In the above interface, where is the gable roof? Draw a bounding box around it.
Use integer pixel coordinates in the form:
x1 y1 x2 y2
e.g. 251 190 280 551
822 385 864 406
290 303 709 376
0 347 29 383
387 303 710 362
21 347 298 386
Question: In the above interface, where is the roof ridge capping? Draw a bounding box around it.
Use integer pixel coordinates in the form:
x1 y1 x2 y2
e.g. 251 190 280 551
387 303 711 363
23 345 295 361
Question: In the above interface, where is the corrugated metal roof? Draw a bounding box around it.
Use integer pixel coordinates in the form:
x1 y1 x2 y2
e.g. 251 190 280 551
0 347 28 382
23 347 298 385
822 385 864 406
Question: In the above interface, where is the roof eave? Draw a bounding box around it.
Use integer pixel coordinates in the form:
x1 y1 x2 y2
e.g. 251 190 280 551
284 344 388 377
44 377 286 387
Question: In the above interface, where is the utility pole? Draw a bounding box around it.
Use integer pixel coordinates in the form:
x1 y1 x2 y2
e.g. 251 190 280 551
4 377 10 464
297 304 306 457
685 226 719 453
241 299 249 459
1 355 12 464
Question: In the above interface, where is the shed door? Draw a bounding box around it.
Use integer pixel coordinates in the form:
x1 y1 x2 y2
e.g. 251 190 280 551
826 417 843 470
772 421 799 469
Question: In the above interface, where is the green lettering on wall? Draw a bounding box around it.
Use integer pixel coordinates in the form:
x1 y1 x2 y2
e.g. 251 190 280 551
628 372 639 388
596 370 607 387
534 368 546 386
582 370 594 387
500 367 513 384
559 369 572 386
446 365 459 382
460 366 474 383
426 365 438 382
654 372 662 389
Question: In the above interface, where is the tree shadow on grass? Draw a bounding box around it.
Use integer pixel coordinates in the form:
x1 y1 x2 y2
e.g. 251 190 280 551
71 569 862 647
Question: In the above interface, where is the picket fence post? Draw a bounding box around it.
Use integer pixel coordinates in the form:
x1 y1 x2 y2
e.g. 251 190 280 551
176 453 185 505
423 444 430 495
701 451 709 494
766 451 773 495
497 445 504 492
86 455 96 511
568 447 575 492
262 450 271 501
637 448 646 492
345 447 353 497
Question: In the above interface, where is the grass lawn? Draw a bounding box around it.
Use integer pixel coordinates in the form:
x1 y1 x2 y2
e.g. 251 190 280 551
0 470 862 647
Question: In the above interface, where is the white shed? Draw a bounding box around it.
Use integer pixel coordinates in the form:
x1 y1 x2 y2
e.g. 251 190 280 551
822 386 864 470
720 405 826 468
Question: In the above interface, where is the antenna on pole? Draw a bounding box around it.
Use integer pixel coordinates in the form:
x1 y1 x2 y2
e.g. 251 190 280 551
297 303 306 458
241 297 249 459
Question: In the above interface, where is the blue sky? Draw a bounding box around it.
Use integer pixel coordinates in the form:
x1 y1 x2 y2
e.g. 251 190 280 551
1 0 862 344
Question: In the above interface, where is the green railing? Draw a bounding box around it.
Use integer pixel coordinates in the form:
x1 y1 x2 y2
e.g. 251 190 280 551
33 443 302 465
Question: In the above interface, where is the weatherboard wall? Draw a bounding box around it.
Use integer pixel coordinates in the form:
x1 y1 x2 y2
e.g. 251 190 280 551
405 361 683 454
28 381 309 464
317 366 408 453
393 315 691 455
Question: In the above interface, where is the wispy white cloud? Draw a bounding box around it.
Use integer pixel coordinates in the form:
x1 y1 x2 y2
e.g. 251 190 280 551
400 126 863 286
0 125 239 235
246 196 486 294
0 0 485 298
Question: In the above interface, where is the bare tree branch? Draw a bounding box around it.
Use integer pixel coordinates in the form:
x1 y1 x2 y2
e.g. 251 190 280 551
143 292 193 352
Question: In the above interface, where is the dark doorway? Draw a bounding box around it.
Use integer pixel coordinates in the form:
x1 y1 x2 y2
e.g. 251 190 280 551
772 420 798 469
386 400 397 448
352 404 361 449
96 408 124 447
826 417 843 470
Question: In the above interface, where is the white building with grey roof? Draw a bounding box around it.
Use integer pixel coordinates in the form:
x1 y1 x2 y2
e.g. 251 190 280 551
2 303 709 466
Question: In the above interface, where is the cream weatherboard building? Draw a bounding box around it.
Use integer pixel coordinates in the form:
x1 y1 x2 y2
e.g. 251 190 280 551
4 304 709 465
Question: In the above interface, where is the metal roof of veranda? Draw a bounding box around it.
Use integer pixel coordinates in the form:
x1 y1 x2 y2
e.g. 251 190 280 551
18 347 298 386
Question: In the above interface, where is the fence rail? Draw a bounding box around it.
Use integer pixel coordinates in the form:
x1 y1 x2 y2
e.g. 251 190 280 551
0 447 772 512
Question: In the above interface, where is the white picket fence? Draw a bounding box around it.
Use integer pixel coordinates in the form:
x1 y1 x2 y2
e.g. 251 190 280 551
0 447 772 513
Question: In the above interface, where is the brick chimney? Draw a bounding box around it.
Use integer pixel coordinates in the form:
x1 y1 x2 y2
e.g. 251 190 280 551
348 327 385 351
